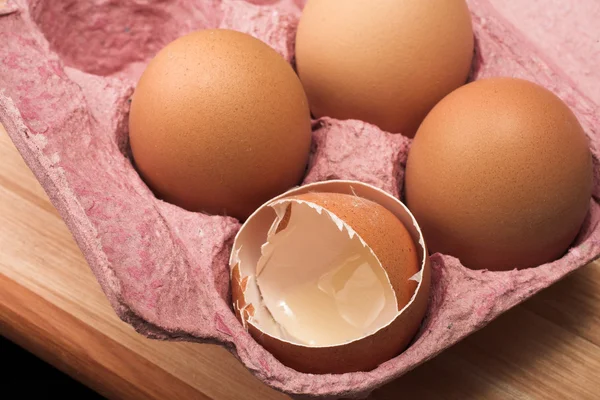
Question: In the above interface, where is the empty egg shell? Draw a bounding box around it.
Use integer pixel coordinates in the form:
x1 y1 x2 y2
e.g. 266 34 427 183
229 180 431 374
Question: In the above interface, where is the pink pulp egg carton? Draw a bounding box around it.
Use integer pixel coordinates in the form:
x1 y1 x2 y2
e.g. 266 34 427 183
1 0 599 398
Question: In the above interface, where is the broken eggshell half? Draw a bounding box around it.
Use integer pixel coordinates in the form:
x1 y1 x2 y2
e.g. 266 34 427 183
229 180 431 374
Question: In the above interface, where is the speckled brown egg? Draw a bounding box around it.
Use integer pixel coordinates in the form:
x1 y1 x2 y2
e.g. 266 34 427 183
405 77 593 271
128 29 312 220
295 0 474 137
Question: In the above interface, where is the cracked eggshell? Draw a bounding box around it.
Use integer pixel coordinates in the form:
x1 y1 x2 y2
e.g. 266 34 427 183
285 192 420 309
229 180 431 374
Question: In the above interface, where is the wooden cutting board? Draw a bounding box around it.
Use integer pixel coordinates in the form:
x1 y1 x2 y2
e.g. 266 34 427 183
1 123 599 399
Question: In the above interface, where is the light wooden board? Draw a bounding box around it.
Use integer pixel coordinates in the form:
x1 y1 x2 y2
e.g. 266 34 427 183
1 124 599 399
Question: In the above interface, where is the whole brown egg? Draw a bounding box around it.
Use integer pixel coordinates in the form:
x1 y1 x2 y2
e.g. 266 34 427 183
295 0 474 137
404 77 593 271
129 29 312 220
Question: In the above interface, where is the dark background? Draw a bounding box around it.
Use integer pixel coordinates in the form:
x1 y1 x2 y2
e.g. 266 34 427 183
1 335 104 398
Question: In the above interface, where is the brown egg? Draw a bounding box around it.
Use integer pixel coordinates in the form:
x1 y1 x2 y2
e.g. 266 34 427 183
295 0 474 137
129 29 312 220
230 180 430 374
405 77 594 271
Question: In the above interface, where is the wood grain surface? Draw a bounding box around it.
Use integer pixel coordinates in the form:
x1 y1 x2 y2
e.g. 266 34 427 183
1 123 599 399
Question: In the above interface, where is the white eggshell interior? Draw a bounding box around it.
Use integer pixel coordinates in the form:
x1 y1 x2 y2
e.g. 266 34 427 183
253 199 398 346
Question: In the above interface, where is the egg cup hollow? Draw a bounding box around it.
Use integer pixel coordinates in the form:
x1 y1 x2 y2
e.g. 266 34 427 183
1 0 599 399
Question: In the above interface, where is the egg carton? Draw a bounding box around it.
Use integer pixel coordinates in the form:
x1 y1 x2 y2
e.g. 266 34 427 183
1 0 599 398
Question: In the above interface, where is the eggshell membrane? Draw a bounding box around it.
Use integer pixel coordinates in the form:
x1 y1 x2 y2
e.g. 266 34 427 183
230 181 430 374
128 28 312 220
295 0 474 137
405 77 594 271
2 0 600 398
